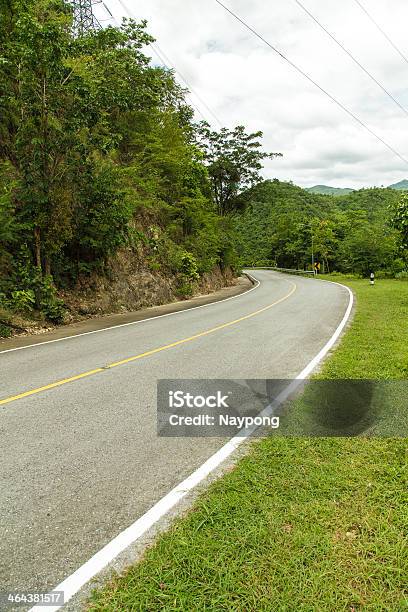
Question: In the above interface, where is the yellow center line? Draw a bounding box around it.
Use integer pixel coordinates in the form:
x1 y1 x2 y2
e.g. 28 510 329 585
0 281 297 407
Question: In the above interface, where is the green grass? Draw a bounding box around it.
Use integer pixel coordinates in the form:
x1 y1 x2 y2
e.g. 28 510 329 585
276 276 408 438
317 277 408 379
88 277 408 612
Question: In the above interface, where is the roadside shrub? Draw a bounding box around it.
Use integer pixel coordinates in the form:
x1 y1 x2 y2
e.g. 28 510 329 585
177 280 195 298
0 323 12 338
9 289 35 313
395 270 408 281
180 252 199 281
4 250 66 322
389 258 406 276
39 276 65 323
374 270 393 279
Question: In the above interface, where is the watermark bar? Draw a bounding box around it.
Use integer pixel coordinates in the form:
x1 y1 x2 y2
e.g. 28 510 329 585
157 379 408 437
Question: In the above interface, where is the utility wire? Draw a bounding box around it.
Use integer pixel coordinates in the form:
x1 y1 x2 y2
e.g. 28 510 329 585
151 41 223 127
107 0 207 121
101 1 113 19
213 0 408 168
294 0 408 118
353 0 408 67
114 0 223 127
100 4 207 120
148 42 210 122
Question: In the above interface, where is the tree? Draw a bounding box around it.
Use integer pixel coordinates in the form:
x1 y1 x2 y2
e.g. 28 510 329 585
391 194 408 259
0 0 77 275
312 219 338 273
0 1 158 277
196 122 281 215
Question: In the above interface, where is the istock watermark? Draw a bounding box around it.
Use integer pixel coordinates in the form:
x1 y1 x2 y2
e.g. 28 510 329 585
168 390 231 409
157 379 287 437
157 380 408 437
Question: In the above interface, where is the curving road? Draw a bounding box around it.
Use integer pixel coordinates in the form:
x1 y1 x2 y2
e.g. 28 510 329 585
0 270 350 605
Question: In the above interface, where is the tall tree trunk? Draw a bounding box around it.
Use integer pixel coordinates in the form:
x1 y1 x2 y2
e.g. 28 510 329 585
44 257 51 277
34 226 42 273
33 226 42 309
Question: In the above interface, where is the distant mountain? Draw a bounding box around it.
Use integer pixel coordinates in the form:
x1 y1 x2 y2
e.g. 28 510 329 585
305 185 354 196
387 179 408 190
306 179 408 194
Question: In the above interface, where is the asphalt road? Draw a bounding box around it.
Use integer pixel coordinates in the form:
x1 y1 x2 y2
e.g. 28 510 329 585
0 270 350 602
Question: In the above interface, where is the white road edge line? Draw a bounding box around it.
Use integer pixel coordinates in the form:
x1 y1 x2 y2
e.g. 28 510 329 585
30 278 353 612
0 274 260 355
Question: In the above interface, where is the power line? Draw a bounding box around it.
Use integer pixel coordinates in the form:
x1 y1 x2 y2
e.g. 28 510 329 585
213 0 408 168
151 42 223 127
101 1 113 19
106 0 207 121
149 42 210 123
294 0 408 118
352 0 408 67
113 0 223 127
103 5 209 122
93 0 212 121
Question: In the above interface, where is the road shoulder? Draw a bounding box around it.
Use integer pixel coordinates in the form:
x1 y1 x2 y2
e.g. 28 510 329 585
0 276 253 352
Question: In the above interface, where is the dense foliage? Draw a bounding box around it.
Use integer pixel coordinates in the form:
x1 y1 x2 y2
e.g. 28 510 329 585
391 193 408 254
234 180 407 276
1 0 272 324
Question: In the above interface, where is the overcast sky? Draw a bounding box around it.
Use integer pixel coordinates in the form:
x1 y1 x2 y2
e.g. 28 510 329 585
100 0 408 189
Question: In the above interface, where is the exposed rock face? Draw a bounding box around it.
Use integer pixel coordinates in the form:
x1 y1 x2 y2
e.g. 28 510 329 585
60 251 237 319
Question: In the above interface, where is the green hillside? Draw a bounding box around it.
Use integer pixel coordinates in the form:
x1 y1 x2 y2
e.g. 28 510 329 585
306 179 408 194
305 185 354 196
234 180 403 275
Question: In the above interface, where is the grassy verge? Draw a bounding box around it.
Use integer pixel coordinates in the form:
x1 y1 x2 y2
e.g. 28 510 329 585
277 276 408 438
88 276 408 612
316 276 408 379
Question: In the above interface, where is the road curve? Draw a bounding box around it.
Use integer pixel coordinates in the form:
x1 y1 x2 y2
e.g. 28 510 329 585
0 270 350 599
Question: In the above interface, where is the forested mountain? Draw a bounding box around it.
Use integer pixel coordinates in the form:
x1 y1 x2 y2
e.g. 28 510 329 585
306 185 354 196
307 179 408 195
234 180 404 275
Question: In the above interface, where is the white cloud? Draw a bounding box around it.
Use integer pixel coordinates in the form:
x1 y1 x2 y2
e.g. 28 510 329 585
101 0 408 189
